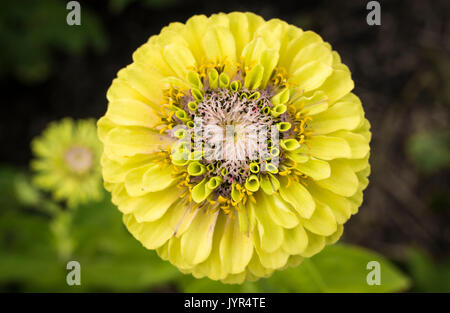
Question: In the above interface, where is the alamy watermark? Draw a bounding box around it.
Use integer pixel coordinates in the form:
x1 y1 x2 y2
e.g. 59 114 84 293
66 260 81 286
366 261 381 285
366 1 381 26
66 1 81 26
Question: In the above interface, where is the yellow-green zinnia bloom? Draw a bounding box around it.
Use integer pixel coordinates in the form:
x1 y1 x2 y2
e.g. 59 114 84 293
32 118 103 207
98 12 371 284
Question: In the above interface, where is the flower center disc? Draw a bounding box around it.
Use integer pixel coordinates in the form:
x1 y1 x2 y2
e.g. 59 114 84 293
196 87 275 176
177 83 280 197
65 145 93 174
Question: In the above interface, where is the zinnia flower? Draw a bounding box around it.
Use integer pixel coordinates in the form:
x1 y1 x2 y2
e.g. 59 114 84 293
32 118 103 207
98 12 371 284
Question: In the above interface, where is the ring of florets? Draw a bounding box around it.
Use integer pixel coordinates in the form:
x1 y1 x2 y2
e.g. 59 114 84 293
156 62 311 213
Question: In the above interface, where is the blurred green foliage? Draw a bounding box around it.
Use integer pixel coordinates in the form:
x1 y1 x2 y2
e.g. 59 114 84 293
0 166 180 292
407 129 450 174
406 248 450 292
0 0 106 83
0 166 21 210
0 0 185 83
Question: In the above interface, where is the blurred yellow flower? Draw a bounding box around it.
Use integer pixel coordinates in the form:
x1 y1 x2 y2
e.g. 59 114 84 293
32 118 103 207
98 12 371 283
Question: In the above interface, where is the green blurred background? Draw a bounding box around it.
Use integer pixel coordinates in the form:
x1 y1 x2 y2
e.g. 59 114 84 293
0 0 449 292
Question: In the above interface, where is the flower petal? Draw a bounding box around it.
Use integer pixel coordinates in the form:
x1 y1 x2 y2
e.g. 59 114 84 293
190 213 228 280
181 210 219 265
310 99 363 135
247 254 274 278
300 230 326 258
162 44 197 79
107 77 152 105
184 15 210 62
220 217 254 274
295 157 331 180
241 37 267 66
332 130 370 159
326 224 344 245
316 160 359 197
228 12 250 57
244 64 264 90
259 192 299 229
202 26 236 63
260 49 279 88
318 68 354 104
290 61 333 92
101 154 154 184
142 164 177 192
106 99 159 128
308 182 353 224
279 179 315 219
301 201 337 236
132 43 175 77
97 117 116 142
279 30 323 68
254 228 289 269
123 200 187 250
254 199 284 253
281 224 308 255
125 164 176 196
132 185 183 222
299 135 351 160
297 91 329 115
104 127 173 160
117 63 165 108
289 42 332 74
253 19 285 52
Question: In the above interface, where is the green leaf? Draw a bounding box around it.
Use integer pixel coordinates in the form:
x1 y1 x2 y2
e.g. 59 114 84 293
271 244 410 292
406 248 450 292
178 244 410 293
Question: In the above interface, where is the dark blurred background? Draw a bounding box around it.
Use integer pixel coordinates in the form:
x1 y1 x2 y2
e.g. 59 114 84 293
0 0 449 292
